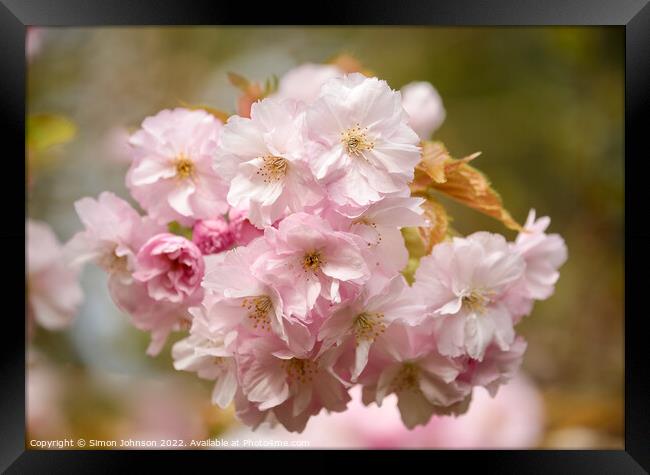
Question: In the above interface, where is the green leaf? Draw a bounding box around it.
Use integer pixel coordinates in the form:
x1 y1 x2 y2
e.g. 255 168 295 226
400 227 427 284
168 221 193 240
27 113 77 152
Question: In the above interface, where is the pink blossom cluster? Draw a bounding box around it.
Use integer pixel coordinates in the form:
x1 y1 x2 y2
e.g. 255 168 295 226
67 65 566 432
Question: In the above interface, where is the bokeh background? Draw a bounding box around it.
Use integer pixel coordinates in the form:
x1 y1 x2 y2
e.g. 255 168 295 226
26 27 624 448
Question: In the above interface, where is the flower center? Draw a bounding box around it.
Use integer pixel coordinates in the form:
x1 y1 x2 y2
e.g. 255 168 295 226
302 250 324 273
391 362 420 392
354 312 386 342
283 358 318 384
257 155 288 183
174 153 195 179
341 124 374 156
98 248 129 275
461 289 493 314
241 295 273 330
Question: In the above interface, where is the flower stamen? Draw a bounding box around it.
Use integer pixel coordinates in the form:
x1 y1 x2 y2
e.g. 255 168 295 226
282 358 318 384
341 124 374 157
302 250 324 273
257 155 289 183
174 153 195 179
242 295 273 331
461 289 493 314
391 362 420 392
353 311 386 343
98 248 129 275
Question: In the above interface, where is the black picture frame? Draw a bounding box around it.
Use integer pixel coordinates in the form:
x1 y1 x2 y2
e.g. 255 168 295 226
5 0 649 471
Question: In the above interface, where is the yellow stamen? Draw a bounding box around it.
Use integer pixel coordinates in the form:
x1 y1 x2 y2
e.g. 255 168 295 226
302 250 324 273
257 155 288 183
341 124 374 156
461 289 493 314
98 249 129 275
174 153 195 179
354 312 386 342
241 295 273 331
391 362 420 392
282 358 318 384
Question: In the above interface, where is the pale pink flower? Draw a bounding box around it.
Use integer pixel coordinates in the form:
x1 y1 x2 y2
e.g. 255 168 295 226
275 63 344 104
133 233 205 304
358 323 471 429
66 192 164 285
199 240 312 352
434 374 544 448
400 81 446 140
236 336 350 433
413 232 525 360
65 194 189 355
126 108 228 226
172 305 238 408
27 219 83 330
456 336 527 396
306 73 421 209
216 98 322 228
251 212 370 317
318 275 425 381
502 210 567 321
512 209 568 301
192 208 262 255
339 195 425 275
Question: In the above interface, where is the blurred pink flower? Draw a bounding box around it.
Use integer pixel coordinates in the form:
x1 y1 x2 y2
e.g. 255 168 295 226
27 351 70 439
227 374 543 448
66 192 164 285
126 108 229 226
27 219 83 331
400 81 446 140
134 233 205 304
276 63 344 104
117 378 208 445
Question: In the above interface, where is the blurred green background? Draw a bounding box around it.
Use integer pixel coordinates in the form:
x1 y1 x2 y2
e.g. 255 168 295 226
27 27 623 448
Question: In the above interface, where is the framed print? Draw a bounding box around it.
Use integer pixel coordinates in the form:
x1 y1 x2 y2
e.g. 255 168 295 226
4 0 649 471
